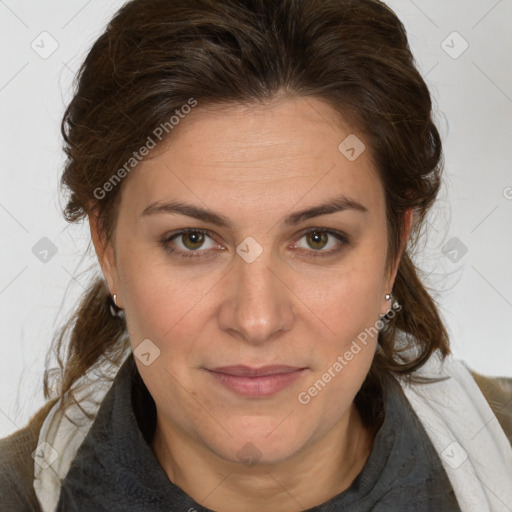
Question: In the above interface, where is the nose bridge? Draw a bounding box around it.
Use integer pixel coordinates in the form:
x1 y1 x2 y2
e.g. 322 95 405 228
219 238 294 343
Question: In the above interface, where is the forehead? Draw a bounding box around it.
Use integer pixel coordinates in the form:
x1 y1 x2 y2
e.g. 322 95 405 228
119 96 383 221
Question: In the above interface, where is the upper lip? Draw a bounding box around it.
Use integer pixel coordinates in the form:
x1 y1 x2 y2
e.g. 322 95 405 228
207 365 305 377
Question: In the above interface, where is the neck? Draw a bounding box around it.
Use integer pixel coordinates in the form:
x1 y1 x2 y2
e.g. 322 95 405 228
151 403 374 512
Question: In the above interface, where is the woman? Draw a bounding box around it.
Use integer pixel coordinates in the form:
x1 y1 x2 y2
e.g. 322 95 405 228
1 0 511 511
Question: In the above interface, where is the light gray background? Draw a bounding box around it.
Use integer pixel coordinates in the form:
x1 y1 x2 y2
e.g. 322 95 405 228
1 0 511 438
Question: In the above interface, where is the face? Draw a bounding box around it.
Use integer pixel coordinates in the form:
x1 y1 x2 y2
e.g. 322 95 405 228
93 96 402 465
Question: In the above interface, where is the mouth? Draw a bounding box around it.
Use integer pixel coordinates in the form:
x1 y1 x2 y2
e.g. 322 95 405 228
204 365 308 397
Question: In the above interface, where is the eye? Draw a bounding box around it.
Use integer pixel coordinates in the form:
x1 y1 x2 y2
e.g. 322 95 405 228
160 227 349 260
160 229 219 259
293 228 349 257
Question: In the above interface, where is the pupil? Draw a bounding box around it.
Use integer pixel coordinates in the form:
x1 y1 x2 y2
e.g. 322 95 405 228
185 232 203 249
309 231 326 249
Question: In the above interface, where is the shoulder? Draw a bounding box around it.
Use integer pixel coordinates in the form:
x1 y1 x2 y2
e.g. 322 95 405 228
468 368 512 444
0 399 57 512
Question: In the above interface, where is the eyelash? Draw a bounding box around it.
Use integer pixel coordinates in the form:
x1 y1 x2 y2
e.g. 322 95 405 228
159 227 350 260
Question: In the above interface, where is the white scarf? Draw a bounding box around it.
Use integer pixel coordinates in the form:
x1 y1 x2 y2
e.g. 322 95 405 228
33 353 512 511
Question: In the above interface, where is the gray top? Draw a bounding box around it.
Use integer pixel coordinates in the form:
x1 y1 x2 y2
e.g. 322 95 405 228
54 353 462 511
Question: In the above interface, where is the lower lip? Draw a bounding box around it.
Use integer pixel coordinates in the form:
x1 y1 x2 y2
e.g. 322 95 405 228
205 369 306 397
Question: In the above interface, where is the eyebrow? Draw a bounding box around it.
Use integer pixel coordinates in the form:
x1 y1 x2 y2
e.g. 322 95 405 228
141 194 368 229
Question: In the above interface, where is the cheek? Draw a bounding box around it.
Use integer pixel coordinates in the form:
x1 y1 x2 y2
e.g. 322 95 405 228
293 313 377 450
115 243 198 347
300 250 386 349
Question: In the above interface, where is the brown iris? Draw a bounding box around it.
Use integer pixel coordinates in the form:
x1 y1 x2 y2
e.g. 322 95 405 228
181 231 205 250
305 231 328 250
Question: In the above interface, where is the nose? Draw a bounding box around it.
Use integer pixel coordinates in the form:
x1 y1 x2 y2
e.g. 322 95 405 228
217 244 295 345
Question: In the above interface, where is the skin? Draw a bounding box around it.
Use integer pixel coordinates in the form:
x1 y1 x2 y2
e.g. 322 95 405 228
90 96 412 512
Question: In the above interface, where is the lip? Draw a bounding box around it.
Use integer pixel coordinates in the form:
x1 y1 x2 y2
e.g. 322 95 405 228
210 365 303 376
205 365 307 397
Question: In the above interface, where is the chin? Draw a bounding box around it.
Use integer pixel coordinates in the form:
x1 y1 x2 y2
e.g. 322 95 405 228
206 417 311 466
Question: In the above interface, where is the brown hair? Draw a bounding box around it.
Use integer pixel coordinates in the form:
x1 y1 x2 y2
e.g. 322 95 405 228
45 0 449 416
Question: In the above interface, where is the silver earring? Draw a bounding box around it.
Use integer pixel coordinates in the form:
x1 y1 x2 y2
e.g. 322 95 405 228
109 293 124 318
380 293 402 320
385 293 402 312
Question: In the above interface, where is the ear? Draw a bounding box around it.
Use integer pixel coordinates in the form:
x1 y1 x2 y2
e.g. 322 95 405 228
399 206 413 259
387 207 413 287
89 209 122 307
